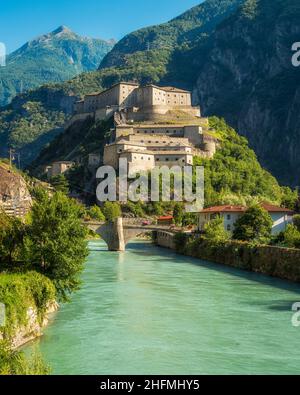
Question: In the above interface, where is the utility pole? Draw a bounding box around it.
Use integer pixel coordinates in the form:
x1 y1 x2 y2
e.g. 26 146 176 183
9 148 15 167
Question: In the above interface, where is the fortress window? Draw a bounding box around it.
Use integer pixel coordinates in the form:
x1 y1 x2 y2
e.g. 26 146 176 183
156 158 160 161
148 158 151 161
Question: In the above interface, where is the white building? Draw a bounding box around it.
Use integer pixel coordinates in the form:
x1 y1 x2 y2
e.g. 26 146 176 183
197 203 294 235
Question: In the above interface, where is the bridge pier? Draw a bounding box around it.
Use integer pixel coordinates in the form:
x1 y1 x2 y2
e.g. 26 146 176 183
98 217 125 251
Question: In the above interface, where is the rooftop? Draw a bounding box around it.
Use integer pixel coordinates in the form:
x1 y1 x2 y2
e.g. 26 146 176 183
145 84 190 94
200 204 294 214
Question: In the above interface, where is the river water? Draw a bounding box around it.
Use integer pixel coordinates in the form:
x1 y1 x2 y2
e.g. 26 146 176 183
26 240 300 374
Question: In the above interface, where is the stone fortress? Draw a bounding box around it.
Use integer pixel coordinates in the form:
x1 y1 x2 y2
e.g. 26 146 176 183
72 82 218 175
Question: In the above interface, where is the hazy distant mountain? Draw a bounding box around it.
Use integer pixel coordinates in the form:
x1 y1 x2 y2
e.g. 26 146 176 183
0 26 115 106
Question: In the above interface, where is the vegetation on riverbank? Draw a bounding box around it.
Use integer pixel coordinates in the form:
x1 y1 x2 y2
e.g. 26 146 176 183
0 340 50 375
0 172 89 374
173 232 300 283
0 272 56 339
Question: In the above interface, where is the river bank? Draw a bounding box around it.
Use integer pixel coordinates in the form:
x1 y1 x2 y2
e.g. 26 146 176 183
0 271 58 349
155 231 300 283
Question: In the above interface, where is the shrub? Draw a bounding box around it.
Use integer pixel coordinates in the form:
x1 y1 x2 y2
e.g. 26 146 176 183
0 272 56 338
203 217 230 244
88 205 105 221
102 202 122 223
0 341 50 375
283 224 300 249
233 205 273 244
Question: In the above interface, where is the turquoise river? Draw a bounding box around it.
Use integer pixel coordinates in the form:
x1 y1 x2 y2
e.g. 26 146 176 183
26 240 300 374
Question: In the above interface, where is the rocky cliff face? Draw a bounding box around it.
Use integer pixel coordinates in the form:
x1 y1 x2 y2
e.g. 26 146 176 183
0 162 32 216
193 0 300 186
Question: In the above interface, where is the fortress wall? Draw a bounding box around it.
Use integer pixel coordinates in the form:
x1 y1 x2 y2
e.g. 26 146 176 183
126 135 190 145
64 113 94 129
184 125 203 146
121 152 156 175
155 153 193 166
103 145 120 169
134 126 184 137
95 106 118 121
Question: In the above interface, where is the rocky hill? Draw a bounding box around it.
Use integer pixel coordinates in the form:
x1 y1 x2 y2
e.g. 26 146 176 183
0 26 114 107
0 161 32 216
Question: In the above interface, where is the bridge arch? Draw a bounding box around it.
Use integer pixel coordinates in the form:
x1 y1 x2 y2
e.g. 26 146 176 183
86 218 168 251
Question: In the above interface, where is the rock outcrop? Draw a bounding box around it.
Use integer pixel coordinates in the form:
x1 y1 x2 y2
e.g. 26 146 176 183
0 302 59 349
0 162 32 217
193 0 300 186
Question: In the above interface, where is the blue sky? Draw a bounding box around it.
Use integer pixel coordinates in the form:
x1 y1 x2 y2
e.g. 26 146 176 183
0 0 202 53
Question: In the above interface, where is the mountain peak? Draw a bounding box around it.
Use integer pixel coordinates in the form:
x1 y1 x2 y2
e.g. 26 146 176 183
52 25 73 35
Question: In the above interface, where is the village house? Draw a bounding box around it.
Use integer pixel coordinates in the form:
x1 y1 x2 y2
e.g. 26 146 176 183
45 161 75 179
197 203 294 235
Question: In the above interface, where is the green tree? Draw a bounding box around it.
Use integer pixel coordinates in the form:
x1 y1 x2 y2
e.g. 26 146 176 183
233 205 273 244
102 202 122 223
24 192 88 301
283 224 300 249
0 211 25 268
173 203 183 226
123 201 145 218
293 215 300 232
203 217 230 244
88 205 105 221
50 174 69 194
281 187 298 210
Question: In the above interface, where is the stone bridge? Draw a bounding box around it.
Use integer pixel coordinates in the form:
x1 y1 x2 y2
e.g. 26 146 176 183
85 218 172 251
